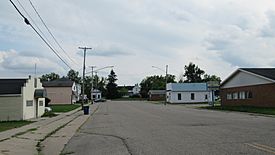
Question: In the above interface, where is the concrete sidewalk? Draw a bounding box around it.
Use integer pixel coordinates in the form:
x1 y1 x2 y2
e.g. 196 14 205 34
0 103 99 155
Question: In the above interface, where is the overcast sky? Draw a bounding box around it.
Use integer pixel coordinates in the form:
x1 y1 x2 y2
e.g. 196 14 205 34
1 0 275 85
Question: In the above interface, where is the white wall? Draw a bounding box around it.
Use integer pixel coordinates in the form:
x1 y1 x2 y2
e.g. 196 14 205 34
22 77 44 120
167 91 212 103
222 71 272 88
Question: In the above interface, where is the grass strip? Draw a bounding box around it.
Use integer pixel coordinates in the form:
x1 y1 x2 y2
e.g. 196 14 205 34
0 121 33 132
50 104 81 113
202 105 275 115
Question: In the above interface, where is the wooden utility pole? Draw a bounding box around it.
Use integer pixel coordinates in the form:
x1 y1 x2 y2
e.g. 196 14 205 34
79 47 92 109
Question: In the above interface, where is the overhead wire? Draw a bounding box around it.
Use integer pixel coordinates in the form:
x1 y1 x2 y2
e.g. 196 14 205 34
9 0 72 69
28 0 78 66
16 0 58 54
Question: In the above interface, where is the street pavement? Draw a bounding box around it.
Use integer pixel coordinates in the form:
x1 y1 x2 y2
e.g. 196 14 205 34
63 101 275 155
0 104 97 155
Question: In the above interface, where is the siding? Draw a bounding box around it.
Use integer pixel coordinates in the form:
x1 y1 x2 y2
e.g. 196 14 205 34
221 83 275 107
45 87 72 104
167 91 212 103
0 96 23 121
222 71 272 88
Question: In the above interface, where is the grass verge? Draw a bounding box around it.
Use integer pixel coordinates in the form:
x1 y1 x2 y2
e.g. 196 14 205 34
202 105 275 115
0 121 33 132
113 97 147 101
50 104 81 113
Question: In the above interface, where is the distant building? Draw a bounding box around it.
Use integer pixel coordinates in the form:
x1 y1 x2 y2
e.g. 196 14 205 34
148 90 166 101
221 68 275 107
43 78 79 105
166 83 213 104
0 76 48 121
118 84 141 97
91 89 102 101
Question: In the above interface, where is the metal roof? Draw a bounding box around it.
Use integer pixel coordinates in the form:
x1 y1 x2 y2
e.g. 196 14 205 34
167 83 208 91
42 78 74 87
0 78 27 95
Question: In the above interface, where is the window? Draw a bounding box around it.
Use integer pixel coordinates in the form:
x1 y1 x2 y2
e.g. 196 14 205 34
227 93 232 100
191 93 195 100
239 91 245 99
39 101 43 106
34 78 37 88
233 92 238 99
205 94 208 100
247 91 253 99
26 100 33 107
93 95 96 99
178 93 181 100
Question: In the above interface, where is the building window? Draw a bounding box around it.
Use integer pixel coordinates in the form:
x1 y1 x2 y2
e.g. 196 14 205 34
191 93 195 100
26 100 33 107
39 101 43 106
205 94 208 100
34 78 37 88
227 93 232 100
239 91 245 99
233 92 238 99
178 93 181 100
247 91 253 99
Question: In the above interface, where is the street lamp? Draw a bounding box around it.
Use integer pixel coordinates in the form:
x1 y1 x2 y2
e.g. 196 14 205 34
87 65 114 103
152 65 168 105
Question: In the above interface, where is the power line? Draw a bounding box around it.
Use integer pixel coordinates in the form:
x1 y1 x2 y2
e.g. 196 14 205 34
9 0 72 69
28 0 78 65
16 0 59 55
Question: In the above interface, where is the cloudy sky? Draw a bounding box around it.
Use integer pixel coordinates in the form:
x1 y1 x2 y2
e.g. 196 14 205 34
1 0 275 85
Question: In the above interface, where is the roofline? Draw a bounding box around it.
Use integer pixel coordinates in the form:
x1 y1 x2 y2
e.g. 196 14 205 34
0 77 28 79
221 68 275 87
0 94 22 97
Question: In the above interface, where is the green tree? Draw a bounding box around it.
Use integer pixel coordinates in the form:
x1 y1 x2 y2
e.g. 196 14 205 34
181 62 205 83
67 69 81 84
140 74 176 98
40 72 60 82
83 76 93 99
106 69 119 99
97 77 107 97
202 74 221 84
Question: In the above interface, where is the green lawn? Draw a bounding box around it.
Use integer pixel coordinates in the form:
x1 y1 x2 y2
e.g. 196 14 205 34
0 121 33 132
203 105 275 115
113 97 147 101
50 104 81 113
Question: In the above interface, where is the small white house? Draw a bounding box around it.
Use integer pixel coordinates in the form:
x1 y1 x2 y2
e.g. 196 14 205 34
0 76 47 121
91 89 102 101
132 84 141 95
166 83 213 104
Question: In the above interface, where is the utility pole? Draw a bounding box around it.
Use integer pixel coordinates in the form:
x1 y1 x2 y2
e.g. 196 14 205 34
90 66 96 104
79 47 92 109
165 65 168 105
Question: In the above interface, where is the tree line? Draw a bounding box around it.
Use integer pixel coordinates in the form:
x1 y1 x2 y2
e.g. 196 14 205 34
40 69 119 99
140 62 221 98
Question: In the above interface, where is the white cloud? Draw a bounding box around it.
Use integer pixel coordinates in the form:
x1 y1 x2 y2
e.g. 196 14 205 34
2 0 275 84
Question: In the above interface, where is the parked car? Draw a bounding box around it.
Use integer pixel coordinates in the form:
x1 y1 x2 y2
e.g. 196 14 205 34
45 107 52 112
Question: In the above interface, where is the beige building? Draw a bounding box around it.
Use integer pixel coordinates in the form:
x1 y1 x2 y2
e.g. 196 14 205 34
43 78 79 105
0 76 47 121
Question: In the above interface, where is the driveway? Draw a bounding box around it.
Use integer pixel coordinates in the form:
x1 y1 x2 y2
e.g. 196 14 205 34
63 101 275 155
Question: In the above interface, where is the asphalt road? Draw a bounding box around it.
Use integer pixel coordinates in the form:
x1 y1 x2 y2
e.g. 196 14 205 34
63 101 275 155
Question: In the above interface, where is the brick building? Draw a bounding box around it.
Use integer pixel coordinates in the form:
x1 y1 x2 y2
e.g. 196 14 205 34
220 68 275 107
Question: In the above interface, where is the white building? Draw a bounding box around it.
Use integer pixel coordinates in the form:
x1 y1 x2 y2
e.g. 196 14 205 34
166 83 213 104
91 89 102 101
0 76 47 121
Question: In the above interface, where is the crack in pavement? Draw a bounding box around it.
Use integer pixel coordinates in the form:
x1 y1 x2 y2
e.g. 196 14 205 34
79 131 133 155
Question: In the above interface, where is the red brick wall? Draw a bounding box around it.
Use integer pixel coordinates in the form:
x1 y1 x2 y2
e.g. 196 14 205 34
149 94 165 101
221 83 275 107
